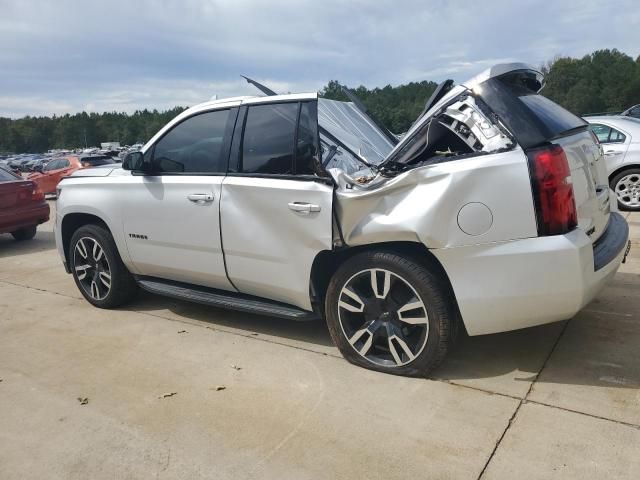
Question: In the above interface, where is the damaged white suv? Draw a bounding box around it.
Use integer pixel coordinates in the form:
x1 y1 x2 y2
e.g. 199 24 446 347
55 64 630 376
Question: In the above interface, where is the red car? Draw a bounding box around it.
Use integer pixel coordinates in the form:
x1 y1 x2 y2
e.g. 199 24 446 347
0 165 50 240
28 155 115 195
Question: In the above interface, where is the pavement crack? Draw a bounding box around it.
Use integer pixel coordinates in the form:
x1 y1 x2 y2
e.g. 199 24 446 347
477 319 571 479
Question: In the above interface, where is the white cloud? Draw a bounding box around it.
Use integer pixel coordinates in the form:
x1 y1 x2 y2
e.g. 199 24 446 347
0 0 638 117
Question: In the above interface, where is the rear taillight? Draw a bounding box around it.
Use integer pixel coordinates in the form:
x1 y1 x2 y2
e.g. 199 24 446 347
527 144 577 236
32 188 45 202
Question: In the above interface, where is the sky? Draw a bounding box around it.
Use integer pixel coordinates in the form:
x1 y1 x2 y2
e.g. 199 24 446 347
1 0 639 118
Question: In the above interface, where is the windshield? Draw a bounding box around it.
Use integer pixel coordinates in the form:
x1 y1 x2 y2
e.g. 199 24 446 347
318 99 394 165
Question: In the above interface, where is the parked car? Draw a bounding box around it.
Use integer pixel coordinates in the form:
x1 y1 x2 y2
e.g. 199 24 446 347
28 155 115 195
584 116 640 210
621 104 640 119
0 165 49 241
55 64 629 376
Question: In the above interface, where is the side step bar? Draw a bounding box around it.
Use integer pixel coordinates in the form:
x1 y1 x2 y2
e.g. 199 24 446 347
136 277 319 321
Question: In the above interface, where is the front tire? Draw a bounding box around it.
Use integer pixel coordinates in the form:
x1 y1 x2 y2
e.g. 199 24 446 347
611 168 640 211
11 225 37 241
69 224 138 308
325 250 454 377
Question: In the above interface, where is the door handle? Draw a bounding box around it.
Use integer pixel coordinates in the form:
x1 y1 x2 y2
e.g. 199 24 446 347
187 193 214 203
288 202 321 214
604 150 620 156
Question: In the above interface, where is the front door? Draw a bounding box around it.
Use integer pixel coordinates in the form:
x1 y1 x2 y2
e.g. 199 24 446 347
221 100 334 310
122 107 237 290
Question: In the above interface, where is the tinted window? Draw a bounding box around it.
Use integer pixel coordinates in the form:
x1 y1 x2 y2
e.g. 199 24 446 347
519 94 585 136
590 124 626 143
153 109 230 173
590 124 611 143
44 159 61 171
241 103 297 174
60 159 70 168
609 128 626 143
0 166 19 181
296 102 319 175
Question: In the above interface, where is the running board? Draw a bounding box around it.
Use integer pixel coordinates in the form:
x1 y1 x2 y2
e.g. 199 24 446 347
136 277 319 321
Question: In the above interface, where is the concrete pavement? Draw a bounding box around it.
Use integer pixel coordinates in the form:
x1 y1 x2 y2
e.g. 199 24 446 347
0 203 639 479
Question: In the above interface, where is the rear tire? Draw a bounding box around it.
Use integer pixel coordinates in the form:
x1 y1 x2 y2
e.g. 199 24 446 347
11 225 37 241
610 168 640 211
325 250 454 377
69 224 138 308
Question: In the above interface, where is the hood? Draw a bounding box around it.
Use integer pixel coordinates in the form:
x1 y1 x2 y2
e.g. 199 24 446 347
69 164 121 177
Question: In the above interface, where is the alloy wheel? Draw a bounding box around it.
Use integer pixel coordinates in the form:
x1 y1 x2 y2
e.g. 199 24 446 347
615 174 640 208
337 268 429 367
73 237 112 301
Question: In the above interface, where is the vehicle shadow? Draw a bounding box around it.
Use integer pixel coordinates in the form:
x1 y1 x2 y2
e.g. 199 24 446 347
0 229 56 258
126 270 640 391
128 291 336 348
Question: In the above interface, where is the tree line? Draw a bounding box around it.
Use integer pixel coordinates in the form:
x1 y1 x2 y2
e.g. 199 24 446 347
2 49 639 154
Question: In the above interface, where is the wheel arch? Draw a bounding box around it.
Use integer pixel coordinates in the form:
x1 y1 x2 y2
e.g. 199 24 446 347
309 241 462 330
60 213 110 269
609 163 640 186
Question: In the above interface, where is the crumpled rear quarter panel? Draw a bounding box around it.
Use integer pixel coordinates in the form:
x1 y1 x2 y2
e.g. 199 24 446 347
335 148 538 249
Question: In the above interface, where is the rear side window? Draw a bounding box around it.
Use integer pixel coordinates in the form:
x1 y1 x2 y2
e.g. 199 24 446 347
478 78 587 149
590 124 626 144
609 128 626 143
519 94 585 137
241 103 297 174
153 109 230 173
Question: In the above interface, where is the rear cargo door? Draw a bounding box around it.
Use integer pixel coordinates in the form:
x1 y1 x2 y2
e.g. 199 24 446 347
475 70 611 242
554 129 611 241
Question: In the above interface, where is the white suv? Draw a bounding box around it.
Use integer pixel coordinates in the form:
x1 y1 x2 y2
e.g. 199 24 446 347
55 64 630 376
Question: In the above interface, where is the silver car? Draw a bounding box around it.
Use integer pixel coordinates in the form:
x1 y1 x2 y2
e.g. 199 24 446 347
55 64 630 376
585 116 640 210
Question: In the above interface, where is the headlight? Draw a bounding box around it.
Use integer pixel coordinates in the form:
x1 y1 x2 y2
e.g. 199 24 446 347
56 186 62 198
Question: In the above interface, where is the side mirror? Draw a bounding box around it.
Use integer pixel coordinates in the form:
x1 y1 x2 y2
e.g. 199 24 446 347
122 151 150 173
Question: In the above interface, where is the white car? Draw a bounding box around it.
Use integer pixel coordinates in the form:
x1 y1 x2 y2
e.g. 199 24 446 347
584 116 640 210
55 64 630 376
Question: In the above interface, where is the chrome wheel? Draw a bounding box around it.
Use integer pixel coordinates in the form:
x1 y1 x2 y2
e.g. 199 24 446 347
337 268 429 367
73 237 112 301
615 174 640 208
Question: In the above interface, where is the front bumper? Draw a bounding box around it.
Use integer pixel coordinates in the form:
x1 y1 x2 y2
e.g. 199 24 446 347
432 212 630 336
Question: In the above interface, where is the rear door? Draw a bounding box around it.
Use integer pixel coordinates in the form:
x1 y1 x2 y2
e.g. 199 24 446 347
220 100 333 310
589 122 630 174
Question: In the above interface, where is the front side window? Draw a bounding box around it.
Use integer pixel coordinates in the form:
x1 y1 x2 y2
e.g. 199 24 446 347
152 109 230 173
241 103 297 174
